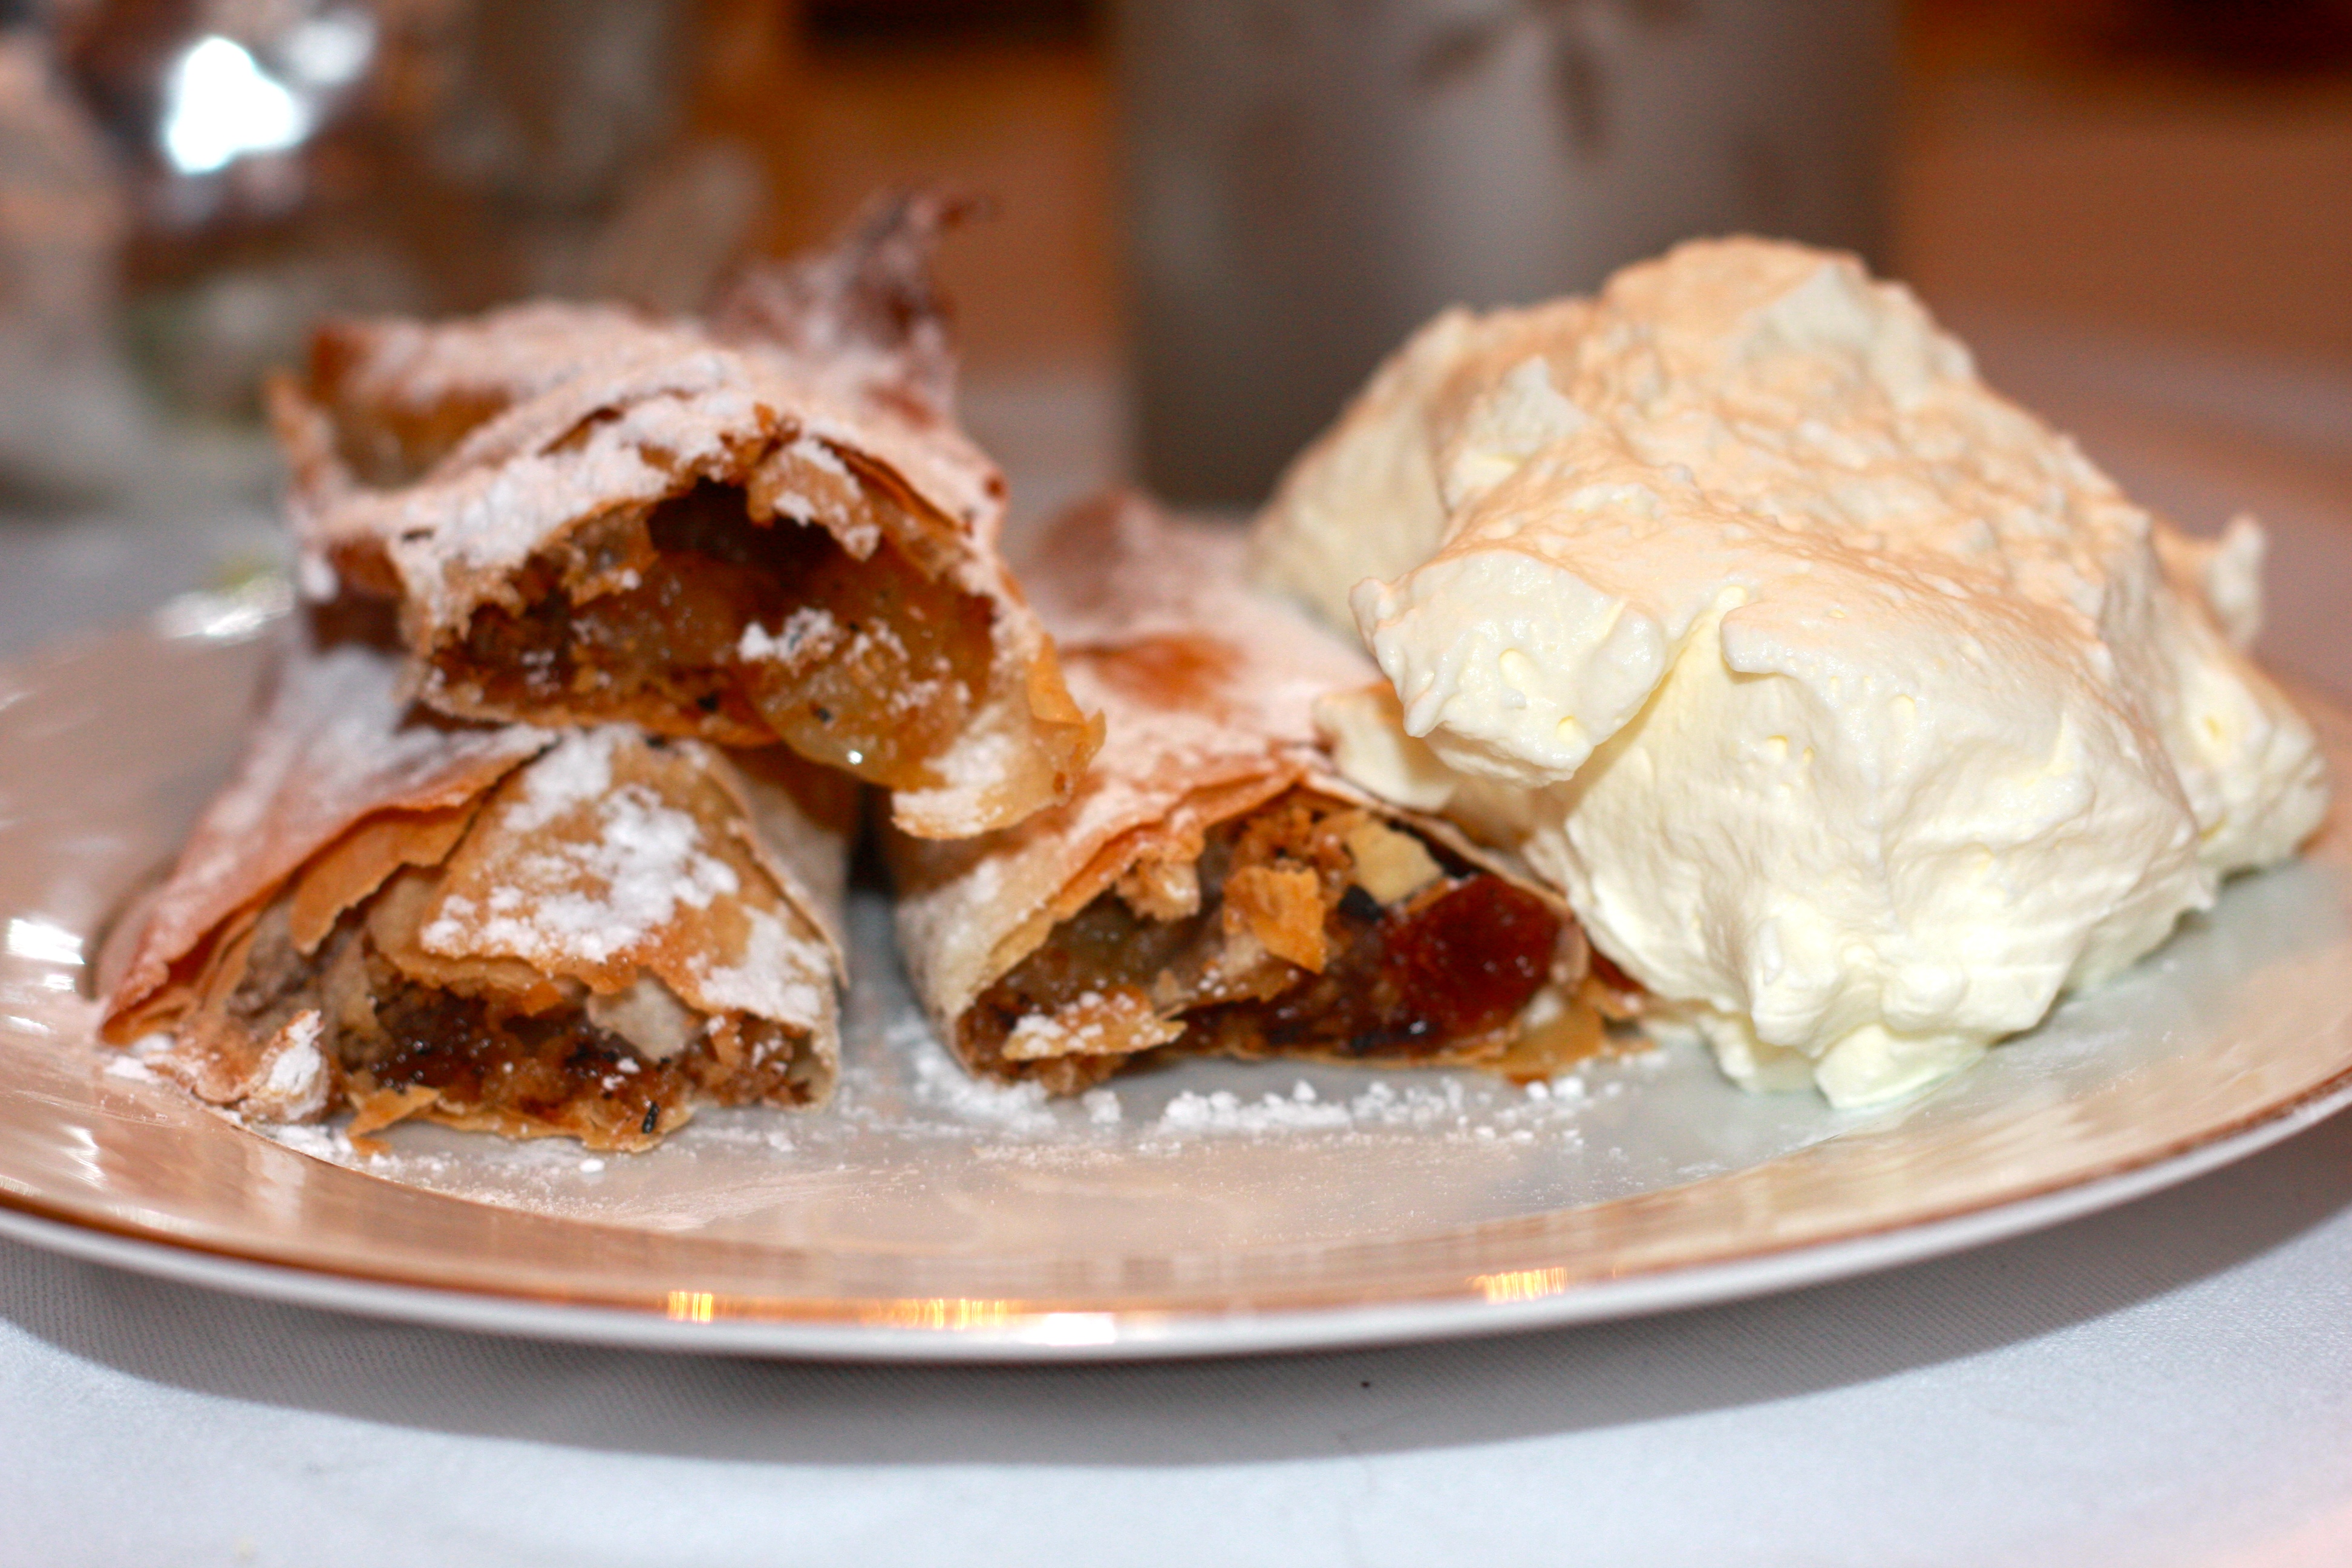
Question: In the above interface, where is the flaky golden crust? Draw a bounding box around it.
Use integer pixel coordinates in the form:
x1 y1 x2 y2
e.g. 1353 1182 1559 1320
886 493 1587 1087
100 632 850 1148
269 200 1096 839
100 635 551 1036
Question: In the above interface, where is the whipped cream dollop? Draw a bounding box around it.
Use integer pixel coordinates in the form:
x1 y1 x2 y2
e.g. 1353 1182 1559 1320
1255 238 2328 1106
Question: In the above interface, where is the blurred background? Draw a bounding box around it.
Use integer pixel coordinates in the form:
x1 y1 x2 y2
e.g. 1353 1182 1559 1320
0 0 2345 657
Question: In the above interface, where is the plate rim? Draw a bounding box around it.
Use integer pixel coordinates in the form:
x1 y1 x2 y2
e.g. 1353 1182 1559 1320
6 610 2352 1361
5 1059 2348 1362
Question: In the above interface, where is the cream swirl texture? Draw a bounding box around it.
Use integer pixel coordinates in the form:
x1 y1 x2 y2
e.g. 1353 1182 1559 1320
1259 238 2328 1106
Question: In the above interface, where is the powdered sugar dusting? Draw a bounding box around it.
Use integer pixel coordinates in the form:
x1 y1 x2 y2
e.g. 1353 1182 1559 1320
1158 1080 1356 1135
163 896 1713 1242
422 730 740 966
788 430 850 479
265 1013 324 1092
246 1010 333 1121
916 720 1021 795
892 497 1394 1018
501 725 621 833
104 639 549 1026
737 606 840 665
895 1011 1057 1134
276 292 1080 840
690 904 828 1029
278 265 1010 641
1145 1074 1602 1141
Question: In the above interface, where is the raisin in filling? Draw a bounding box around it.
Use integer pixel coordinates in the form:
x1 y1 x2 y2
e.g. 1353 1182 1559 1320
1206 874 1560 1055
960 791 1561 1091
441 481 996 789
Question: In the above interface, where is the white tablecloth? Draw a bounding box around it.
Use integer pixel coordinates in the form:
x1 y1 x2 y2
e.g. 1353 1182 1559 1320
7 1109 2350 1567
4 330 2350 1567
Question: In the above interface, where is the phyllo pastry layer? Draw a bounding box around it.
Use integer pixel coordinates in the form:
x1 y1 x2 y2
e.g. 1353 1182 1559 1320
889 494 1623 1096
269 197 1098 839
102 636 850 1152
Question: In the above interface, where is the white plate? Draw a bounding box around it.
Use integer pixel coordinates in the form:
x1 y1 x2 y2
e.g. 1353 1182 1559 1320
2 594 2348 1361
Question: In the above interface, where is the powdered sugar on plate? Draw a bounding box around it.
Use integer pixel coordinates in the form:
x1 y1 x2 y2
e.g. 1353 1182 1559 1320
151 890 1708 1236
1157 1080 1356 1135
892 1013 1059 1135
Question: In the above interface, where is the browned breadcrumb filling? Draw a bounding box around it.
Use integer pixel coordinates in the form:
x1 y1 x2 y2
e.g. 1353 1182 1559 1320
440 482 996 791
217 895 818 1152
960 790 1577 1095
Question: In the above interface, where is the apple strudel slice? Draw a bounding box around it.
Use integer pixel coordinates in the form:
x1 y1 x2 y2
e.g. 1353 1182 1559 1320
102 635 850 1151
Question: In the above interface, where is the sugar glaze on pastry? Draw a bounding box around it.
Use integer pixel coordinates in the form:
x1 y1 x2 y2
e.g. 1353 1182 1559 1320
1256 238 2328 1106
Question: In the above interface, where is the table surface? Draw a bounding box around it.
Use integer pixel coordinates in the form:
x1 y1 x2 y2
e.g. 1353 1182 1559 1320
3 324 2350 1568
